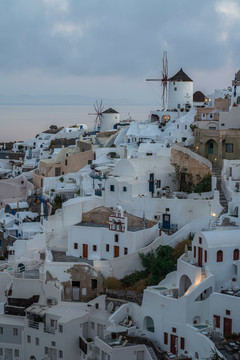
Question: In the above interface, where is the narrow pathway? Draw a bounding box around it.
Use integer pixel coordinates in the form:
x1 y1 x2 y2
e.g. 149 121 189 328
212 165 228 214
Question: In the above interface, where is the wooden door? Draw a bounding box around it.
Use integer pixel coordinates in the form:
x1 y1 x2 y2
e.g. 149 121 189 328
170 335 178 355
224 318 232 337
198 247 203 267
83 244 88 258
114 245 119 258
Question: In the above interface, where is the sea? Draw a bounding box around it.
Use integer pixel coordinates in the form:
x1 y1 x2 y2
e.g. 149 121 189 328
0 105 158 142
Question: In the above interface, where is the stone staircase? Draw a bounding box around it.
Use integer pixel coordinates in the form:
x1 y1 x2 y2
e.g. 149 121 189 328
212 165 228 214
201 268 206 281
147 346 158 360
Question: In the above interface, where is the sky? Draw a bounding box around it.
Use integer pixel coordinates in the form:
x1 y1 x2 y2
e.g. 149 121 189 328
0 0 240 104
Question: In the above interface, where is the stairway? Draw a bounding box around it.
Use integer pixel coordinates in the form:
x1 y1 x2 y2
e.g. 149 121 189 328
147 346 158 360
212 165 228 214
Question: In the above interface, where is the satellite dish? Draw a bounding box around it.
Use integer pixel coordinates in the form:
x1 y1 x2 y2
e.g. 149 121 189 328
107 301 114 312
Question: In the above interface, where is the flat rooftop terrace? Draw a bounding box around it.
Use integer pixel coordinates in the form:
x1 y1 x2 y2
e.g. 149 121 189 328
77 222 145 232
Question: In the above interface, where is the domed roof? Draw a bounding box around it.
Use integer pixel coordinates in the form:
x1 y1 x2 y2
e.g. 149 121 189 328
236 70 240 81
102 108 119 114
169 68 193 82
193 91 206 102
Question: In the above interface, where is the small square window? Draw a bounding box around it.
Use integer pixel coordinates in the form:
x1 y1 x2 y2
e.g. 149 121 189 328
14 349 19 357
124 248 128 255
172 327 176 333
226 310 231 316
27 335 31 343
110 185 115 192
59 325 63 333
174 87 177 91
51 341 56 346
226 143 233 153
13 328 18 336
74 243 78 250
91 279 97 290
50 319 55 327
114 234 119 242
93 245 97 252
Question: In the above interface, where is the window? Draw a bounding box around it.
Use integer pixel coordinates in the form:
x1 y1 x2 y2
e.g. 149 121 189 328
74 243 78 250
14 349 19 357
180 337 185 350
233 249 239 260
110 185 115 192
27 335 31 343
93 245 97 252
185 125 187 129
164 332 168 345
174 87 177 91
156 180 161 188
65 159 68 166
214 315 220 328
194 246 196 258
114 234 119 242
204 250 207 263
51 341 56 346
199 237 202 244
91 322 95 330
178 104 180 109
217 250 223 262
226 143 233 153
124 247 128 255
123 186 127 192
0 349 3 356
59 325 63 333
172 327 176 333
177 125 179 129
106 244 110 252
35 337 39 345
0 327 3 334
50 319 55 327
59 350 63 358
91 279 97 290
45 347 48 355
226 310 231 316
13 328 18 336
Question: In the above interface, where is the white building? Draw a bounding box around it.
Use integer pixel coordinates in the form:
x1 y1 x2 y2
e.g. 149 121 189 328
67 206 158 260
168 68 193 111
101 108 120 132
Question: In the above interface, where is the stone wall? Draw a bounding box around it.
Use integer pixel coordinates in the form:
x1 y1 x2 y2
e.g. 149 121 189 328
82 206 157 228
171 144 212 186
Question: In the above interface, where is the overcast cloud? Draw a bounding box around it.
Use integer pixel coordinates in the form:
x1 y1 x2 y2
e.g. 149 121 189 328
0 0 239 103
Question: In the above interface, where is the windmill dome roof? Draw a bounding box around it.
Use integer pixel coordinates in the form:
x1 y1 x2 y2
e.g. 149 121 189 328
169 68 193 82
236 70 240 81
193 91 206 102
102 108 119 114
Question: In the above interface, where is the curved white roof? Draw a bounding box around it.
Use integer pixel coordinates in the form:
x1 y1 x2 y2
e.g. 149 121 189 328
113 155 174 178
201 229 240 248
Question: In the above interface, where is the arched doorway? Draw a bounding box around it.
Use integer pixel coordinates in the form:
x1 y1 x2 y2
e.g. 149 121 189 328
205 139 218 162
179 274 192 297
143 316 155 332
